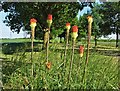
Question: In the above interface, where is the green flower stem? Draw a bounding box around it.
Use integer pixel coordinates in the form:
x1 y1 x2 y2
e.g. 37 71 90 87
46 24 51 63
64 28 70 68
86 23 91 65
68 39 75 88
31 29 34 89
77 56 81 79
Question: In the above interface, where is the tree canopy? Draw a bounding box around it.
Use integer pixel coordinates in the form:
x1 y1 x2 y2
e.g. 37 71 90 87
2 2 80 33
99 2 120 35
2 2 96 39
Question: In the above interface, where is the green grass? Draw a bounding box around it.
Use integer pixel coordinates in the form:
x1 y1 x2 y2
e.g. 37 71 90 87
1 40 119 90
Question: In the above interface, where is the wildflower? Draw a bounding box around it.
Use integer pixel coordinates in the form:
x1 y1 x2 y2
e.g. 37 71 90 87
46 62 51 69
30 18 37 39
87 15 93 24
72 25 78 32
47 14 52 26
79 45 84 57
66 23 71 30
30 18 37 29
71 25 78 41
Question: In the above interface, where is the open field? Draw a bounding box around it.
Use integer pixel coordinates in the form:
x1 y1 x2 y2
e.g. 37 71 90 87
0 38 119 90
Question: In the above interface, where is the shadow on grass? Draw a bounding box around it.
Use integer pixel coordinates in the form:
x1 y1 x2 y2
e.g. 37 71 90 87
53 48 120 57
2 42 43 54
95 49 120 56
2 42 119 57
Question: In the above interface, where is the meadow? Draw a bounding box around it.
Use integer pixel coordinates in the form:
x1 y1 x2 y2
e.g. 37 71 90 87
0 38 119 90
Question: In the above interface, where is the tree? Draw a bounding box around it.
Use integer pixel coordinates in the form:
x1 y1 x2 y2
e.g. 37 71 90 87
91 4 104 47
2 2 96 36
2 2 80 34
2 2 80 48
99 2 120 47
78 3 104 47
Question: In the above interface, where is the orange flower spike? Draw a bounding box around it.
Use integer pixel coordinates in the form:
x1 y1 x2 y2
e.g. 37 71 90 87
46 62 51 69
72 25 78 32
30 18 37 29
47 14 52 26
47 14 52 20
30 18 37 23
71 25 78 41
79 45 84 57
30 18 37 39
66 23 71 30
87 15 93 24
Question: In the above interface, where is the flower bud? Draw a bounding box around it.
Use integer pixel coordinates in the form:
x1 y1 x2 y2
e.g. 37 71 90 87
71 25 78 41
87 15 93 24
79 45 84 57
72 25 78 32
30 18 37 28
66 23 71 30
47 14 52 26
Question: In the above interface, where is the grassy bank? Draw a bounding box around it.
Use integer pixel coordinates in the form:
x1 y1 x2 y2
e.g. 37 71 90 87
1 38 119 89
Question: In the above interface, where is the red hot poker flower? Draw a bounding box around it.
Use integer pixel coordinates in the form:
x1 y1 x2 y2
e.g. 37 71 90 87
66 23 70 27
66 23 70 30
30 18 37 30
79 45 84 53
47 14 52 20
30 18 37 24
79 45 84 57
72 25 78 32
87 15 93 23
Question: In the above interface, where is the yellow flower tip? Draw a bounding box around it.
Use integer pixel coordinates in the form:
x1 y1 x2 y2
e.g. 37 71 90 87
47 20 52 24
87 15 93 23
71 32 78 40
80 53 83 57
66 23 71 30
30 18 37 28
66 26 71 30
47 20 52 27
30 23 37 29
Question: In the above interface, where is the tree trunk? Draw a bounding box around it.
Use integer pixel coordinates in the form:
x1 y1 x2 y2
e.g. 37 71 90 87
94 35 97 47
116 29 119 48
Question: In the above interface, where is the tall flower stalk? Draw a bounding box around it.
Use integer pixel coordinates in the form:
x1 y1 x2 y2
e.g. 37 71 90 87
68 25 78 87
64 23 71 67
86 15 93 65
30 18 37 89
77 45 84 77
82 15 93 87
46 14 52 63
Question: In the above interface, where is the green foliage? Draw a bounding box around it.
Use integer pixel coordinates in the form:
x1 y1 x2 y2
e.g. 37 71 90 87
91 4 104 38
78 14 88 39
99 2 120 35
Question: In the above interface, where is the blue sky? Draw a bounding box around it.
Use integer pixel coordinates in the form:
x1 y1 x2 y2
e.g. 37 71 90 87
0 11 26 38
0 2 116 39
